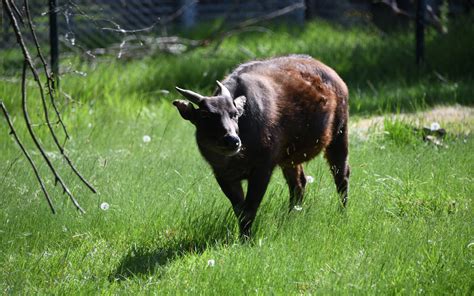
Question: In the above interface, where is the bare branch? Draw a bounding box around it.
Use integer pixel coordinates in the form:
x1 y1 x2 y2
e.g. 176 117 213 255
235 2 305 29
0 100 56 214
379 0 446 33
101 19 160 34
24 0 70 141
20 62 85 213
10 0 25 25
207 3 303 52
160 0 198 25
4 0 96 195
100 0 198 34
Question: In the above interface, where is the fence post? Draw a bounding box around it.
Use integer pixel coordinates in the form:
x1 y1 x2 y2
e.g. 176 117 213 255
49 0 59 88
180 0 196 28
415 0 426 65
294 0 306 24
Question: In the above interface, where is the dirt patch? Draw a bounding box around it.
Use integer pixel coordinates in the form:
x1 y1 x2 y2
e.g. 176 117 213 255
350 105 473 139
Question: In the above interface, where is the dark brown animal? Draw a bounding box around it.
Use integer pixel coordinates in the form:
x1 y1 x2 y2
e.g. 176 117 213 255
173 55 350 238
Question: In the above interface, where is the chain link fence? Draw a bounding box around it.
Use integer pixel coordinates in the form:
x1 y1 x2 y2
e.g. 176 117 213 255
1 0 305 53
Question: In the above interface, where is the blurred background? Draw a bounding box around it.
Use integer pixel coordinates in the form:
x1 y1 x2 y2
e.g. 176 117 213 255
1 0 472 62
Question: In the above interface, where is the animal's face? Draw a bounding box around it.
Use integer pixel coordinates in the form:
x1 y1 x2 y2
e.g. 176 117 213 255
173 81 246 156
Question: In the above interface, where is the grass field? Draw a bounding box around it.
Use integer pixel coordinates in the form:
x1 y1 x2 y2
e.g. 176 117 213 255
1 18 473 294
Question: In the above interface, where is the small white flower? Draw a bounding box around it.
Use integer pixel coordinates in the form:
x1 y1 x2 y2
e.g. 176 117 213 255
207 259 215 267
293 205 303 211
142 135 151 143
430 122 440 131
306 175 314 183
100 202 109 211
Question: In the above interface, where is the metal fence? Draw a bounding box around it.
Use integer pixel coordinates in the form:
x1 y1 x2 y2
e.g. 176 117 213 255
2 0 470 65
1 0 306 52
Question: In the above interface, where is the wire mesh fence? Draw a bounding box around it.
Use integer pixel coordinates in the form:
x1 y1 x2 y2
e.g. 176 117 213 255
2 0 470 71
0 0 305 54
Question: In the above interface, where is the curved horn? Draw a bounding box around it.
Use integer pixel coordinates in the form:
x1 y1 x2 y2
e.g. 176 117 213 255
216 80 232 99
175 86 204 104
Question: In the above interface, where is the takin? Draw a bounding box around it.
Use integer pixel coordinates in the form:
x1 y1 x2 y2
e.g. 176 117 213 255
173 55 350 238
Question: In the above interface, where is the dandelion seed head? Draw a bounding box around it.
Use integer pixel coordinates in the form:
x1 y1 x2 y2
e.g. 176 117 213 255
306 175 314 183
207 259 215 267
142 135 151 143
100 202 109 211
430 122 440 131
294 205 303 211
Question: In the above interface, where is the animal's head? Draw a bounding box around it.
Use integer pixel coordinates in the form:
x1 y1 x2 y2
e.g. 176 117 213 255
173 81 246 156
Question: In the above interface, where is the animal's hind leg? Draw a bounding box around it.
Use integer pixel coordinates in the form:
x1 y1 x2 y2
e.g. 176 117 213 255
282 164 307 211
324 122 350 207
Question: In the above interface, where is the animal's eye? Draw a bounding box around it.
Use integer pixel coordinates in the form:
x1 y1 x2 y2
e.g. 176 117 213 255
229 112 238 119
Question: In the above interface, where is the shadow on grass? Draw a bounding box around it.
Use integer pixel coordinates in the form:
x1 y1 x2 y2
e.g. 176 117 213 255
109 211 237 281
109 239 208 281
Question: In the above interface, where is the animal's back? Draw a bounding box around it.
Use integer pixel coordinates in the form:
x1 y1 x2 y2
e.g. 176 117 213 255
225 55 349 166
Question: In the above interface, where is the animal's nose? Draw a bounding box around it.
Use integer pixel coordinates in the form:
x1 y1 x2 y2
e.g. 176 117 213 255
223 134 241 149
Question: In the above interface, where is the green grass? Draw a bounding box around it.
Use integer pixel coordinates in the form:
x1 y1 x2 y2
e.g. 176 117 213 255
1 18 473 294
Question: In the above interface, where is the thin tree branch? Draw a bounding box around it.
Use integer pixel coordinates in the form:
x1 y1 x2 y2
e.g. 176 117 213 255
208 3 303 52
4 0 96 194
0 101 56 214
20 62 85 213
10 0 25 25
235 2 305 29
379 0 445 33
24 0 70 141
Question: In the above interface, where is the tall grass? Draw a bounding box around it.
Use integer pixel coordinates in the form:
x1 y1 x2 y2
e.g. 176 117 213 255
0 17 473 294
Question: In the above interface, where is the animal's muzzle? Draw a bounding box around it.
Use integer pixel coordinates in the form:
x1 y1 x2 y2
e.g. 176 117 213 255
222 134 241 150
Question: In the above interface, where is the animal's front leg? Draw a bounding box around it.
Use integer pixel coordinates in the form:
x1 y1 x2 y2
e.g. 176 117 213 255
240 166 274 238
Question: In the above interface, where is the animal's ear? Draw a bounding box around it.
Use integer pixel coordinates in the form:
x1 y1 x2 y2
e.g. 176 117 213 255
234 95 246 116
173 100 196 121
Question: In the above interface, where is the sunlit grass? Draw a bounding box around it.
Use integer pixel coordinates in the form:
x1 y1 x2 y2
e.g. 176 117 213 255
0 18 473 294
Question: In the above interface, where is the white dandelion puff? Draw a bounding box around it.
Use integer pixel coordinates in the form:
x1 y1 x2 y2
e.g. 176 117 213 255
430 122 440 131
294 205 303 211
100 202 110 211
142 135 151 143
207 259 215 267
306 175 314 183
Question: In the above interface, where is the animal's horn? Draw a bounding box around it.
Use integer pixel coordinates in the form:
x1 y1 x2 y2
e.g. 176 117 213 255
175 87 204 104
216 80 232 99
